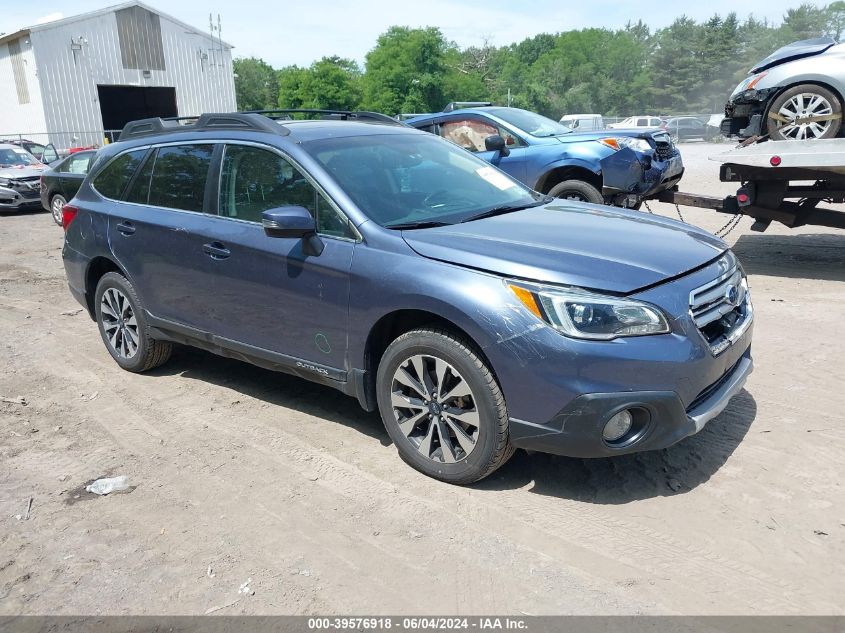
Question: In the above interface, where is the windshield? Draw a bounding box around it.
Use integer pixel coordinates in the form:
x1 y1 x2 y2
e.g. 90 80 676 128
484 108 572 137
304 133 543 228
0 148 40 168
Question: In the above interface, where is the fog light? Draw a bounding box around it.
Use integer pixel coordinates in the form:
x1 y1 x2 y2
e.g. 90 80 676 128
603 410 633 442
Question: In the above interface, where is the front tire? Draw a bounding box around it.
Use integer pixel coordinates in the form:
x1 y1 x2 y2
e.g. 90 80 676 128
376 328 513 484
548 179 604 204
50 194 66 226
767 84 842 140
94 272 172 372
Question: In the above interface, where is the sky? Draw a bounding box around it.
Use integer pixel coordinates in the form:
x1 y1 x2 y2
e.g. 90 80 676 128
0 0 828 68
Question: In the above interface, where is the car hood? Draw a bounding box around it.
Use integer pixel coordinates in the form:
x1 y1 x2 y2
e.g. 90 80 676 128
750 37 837 74
401 203 726 293
552 128 664 144
0 166 45 179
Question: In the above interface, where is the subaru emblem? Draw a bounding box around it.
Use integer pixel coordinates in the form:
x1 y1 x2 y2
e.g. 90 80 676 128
725 284 739 306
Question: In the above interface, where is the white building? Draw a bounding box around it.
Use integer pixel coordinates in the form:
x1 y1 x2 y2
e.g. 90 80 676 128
0 1 236 147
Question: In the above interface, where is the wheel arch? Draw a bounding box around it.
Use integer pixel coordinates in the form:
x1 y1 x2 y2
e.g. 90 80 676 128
360 308 500 412
535 164 603 195
84 256 128 320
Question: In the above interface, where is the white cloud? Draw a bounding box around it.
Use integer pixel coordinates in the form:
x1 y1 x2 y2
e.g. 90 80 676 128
35 12 64 25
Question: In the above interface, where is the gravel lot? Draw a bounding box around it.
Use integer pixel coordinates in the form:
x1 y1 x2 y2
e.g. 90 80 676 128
1 142 843 615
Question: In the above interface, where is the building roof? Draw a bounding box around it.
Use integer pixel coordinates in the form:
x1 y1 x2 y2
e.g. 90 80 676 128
0 1 234 48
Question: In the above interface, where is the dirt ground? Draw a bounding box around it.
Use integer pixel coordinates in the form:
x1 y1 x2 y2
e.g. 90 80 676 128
1 142 843 615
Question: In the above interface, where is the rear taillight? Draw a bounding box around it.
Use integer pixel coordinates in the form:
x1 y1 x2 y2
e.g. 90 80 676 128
61 204 78 231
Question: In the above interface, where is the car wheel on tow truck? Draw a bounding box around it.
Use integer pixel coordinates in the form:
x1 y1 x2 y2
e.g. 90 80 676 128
767 84 842 141
548 180 604 204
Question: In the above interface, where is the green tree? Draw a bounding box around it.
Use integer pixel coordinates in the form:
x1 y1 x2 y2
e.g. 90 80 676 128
277 65 307 109
362 26 449 115
781 3 829 39
233 57 279 111
298 57 362 110
826 1 845 39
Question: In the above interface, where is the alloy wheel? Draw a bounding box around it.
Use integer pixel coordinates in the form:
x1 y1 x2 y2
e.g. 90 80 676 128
390 354 480 463
100 288 139 359
51 197 65 225
775 93 835 140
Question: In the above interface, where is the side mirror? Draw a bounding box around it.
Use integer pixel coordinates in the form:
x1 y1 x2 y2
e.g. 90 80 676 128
261 206 324 255
484 134 510 157
262 206 316 238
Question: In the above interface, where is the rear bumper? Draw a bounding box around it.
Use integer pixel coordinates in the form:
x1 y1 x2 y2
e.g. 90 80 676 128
510 349 753 458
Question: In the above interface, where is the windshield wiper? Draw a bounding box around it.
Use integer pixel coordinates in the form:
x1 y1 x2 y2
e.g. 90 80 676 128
460 198 551 223
385 220 453 230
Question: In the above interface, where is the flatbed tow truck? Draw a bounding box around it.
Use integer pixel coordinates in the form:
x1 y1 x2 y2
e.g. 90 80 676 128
656 138 845 232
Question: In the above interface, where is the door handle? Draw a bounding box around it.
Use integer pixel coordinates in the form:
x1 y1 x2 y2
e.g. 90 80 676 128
202 242 231 260
116 221 135 235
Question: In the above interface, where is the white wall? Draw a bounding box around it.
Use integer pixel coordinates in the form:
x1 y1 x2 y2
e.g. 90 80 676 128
0 36 49 139
29 8 236 147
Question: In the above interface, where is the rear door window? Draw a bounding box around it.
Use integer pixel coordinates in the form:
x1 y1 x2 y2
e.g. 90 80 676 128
92 149 147 200
439 119 499 152
147 144 214 212
64 153 92 174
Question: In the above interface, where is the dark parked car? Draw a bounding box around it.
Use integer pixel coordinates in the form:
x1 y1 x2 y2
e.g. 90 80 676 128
406 106 683 208
40 150 97 225
62 111 753 484
1 139 58 163
662 117 719 142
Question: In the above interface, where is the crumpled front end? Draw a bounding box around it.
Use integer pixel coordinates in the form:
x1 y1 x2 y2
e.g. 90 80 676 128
721 87 780 138
599 140 684 206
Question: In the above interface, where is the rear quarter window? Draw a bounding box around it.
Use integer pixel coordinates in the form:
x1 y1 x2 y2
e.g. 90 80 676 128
92 149 147 200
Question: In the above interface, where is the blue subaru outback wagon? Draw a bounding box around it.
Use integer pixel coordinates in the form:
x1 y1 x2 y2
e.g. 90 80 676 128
62 111 753 484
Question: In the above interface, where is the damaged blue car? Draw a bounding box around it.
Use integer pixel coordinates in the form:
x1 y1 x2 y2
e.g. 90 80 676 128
406 106 684 208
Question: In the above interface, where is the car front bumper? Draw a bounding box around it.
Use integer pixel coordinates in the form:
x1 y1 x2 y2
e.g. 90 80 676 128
721 88 780 138
488 255 754 459
0 186 43 211
600 146 685 204
509 350 752 458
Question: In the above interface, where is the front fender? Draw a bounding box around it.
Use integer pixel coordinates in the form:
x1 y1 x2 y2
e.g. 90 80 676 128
347 242 548 401
532 154 605 191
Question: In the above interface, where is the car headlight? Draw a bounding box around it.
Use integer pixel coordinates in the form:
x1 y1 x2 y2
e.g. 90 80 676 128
508 281 670 340
0 177 10 187
598 137 653 153
732 71 768 96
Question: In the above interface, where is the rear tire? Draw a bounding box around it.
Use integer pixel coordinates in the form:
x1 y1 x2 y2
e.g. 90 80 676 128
376 328 514 484
548 180 604 204
94 272 172 373
50 194 66 226
767 84 842 140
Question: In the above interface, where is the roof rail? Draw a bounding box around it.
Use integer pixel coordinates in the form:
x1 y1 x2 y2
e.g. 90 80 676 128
242 109 406 126
118 113 289 141
442 101 493 112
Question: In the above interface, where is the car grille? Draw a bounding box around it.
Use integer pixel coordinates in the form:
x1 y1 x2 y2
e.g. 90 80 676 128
652 133 673 161
8 176 41 199
689 255 753 355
